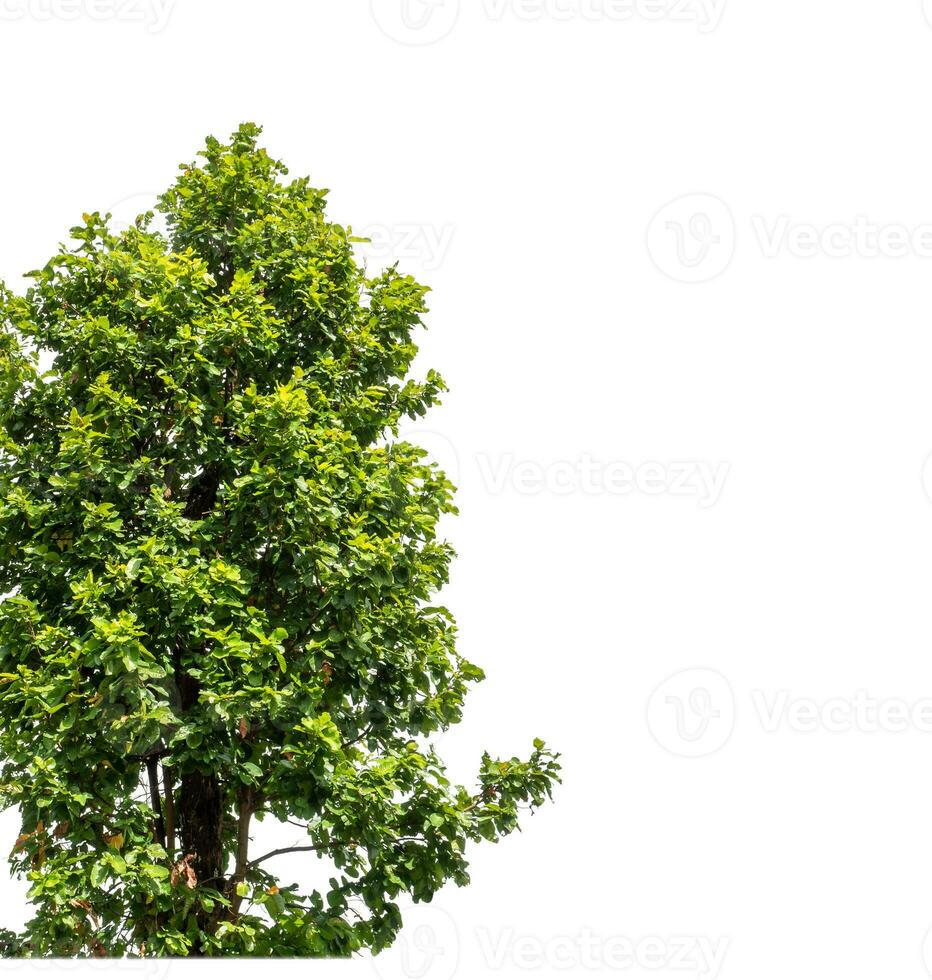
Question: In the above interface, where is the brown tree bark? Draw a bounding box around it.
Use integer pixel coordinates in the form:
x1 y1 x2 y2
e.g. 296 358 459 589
163 765 176 857
175 669 226 895
178 769 224 888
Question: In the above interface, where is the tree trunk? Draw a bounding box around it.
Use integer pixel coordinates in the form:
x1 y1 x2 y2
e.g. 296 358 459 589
178 768 224 889
175 666 225 921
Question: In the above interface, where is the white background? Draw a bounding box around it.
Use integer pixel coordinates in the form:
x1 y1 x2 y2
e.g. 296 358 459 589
3 0 932 977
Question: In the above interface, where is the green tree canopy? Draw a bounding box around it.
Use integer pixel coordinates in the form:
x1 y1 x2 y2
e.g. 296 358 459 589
0 124 559 957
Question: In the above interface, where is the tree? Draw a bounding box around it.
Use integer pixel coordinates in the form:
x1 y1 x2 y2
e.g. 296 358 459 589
0 124 559 957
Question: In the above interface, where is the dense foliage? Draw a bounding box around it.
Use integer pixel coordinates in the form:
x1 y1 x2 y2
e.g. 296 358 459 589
0 125 559 957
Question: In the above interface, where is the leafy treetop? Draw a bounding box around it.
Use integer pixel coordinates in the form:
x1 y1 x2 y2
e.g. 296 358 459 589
0 124 559 957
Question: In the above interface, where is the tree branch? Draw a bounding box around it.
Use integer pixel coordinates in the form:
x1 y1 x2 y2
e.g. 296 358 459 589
342 724 373 749
145 756 165 848
245 835 429 871
162 765 176 857
245 842 340 870
229 789 253 916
